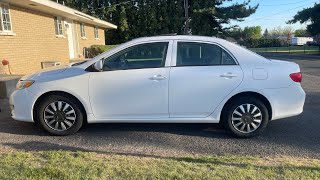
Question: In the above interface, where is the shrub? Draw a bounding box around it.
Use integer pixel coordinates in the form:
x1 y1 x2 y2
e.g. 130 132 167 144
240 38 287 48
84 45 118 58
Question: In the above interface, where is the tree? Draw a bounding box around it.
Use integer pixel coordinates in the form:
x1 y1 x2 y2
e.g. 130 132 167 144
226 27 243 41
282 26 294 36
263 29 269 37
243 26 262 39
226 26 262 41
60 0 258 44
269 26 293 36
189 1 258 36
294 29 309 37
288 3 320 36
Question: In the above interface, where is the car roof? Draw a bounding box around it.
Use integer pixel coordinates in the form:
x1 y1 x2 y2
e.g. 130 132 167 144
129 35 222 43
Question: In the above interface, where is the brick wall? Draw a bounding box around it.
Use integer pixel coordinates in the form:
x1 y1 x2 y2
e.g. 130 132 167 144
0 4 106 75
0 5 69 75
74 22 105 59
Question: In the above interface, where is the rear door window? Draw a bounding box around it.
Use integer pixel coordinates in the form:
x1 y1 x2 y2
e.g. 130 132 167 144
177 42 236 66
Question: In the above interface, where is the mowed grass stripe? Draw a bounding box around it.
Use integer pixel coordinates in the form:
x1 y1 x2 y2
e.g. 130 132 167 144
0 151 319 180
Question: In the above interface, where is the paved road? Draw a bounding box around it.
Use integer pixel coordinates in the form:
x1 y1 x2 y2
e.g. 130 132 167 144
0 58 319 158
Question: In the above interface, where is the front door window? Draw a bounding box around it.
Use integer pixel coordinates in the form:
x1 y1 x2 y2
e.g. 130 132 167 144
102 42 169 71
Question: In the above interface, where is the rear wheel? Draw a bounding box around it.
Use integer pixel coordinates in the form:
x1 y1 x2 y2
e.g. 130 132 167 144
37 95 83 135
222 97 269 138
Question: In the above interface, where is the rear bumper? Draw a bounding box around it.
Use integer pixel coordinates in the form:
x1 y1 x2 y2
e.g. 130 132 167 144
9 89 36 122
261 83 306 120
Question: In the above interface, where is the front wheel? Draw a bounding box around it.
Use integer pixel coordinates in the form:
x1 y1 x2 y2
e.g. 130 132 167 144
222 97 269 138
37 95 84 136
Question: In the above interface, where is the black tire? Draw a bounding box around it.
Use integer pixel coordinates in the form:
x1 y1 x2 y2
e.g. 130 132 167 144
222 96 269 138
37 94 84 136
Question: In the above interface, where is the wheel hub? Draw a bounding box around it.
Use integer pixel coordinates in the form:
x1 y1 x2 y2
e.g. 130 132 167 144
242 113 254 124
53 111 66 122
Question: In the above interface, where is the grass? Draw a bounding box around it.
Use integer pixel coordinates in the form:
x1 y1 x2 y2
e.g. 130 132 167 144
250 46 320 54
0 150 319 179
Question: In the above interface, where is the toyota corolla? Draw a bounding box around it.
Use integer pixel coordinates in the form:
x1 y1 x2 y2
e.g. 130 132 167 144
9 35 306 137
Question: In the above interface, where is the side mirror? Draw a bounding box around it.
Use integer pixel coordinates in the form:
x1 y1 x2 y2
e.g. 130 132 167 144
93 60 103 71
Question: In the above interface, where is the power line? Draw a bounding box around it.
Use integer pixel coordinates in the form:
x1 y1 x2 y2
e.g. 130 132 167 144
259 0 311 6
239 2 314 24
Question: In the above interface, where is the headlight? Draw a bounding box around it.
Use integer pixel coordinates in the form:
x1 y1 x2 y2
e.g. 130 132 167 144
16 80 34 90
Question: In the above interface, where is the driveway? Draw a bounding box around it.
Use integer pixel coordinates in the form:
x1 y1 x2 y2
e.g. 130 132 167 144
0 58 319 158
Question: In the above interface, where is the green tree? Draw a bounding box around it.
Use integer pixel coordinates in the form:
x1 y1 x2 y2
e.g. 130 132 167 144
226 28 243 41
243 26 262 39
226 26 262 41
189 1 258 36
288 3 320 36
294 29 309 37
269 26 293 36
59 0 258 44
263 29 269 37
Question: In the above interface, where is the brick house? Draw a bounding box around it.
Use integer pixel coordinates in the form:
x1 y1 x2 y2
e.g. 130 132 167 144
0 0 117 75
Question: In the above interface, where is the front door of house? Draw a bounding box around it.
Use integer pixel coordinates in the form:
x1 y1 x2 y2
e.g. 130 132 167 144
65 20 75 59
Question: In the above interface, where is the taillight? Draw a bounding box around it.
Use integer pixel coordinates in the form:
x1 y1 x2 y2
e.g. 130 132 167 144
290 72 302 83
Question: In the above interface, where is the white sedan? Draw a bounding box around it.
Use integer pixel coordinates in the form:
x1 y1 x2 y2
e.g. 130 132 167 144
10 36 306 137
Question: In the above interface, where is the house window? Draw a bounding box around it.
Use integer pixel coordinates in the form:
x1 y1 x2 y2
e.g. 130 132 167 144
54 17 63 36
0 4 12 32
94 26 99 39
80 23 86 38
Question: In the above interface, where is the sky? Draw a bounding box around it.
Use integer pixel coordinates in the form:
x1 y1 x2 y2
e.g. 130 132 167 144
226 0 319 31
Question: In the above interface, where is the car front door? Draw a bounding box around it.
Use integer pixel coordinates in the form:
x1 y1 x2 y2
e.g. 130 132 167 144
89 41 172 119
169 41 243 118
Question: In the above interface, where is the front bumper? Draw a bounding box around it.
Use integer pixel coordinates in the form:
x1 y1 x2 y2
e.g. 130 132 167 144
9 89 37 122
262 83 306 120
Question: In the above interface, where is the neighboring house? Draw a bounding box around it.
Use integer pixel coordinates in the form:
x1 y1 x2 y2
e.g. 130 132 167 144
267 35 289 40
291 37 313 46
0 0 117 75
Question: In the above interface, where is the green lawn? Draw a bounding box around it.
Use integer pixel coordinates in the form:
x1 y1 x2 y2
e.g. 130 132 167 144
0 150 319 179
250 46 320 54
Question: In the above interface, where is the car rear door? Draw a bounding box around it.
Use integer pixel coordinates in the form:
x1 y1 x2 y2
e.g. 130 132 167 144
89 41 173 119
169 40 243 118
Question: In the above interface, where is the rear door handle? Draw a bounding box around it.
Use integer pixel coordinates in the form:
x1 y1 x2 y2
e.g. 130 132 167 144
149 74 167 81
220 73 237 78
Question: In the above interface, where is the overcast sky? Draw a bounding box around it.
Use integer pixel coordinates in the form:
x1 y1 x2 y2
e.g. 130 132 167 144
226 0 319 31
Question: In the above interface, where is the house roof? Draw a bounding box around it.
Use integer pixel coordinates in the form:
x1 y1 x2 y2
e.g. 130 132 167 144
3 0 117 29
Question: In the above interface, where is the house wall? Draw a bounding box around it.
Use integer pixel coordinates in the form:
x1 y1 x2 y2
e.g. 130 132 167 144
74 22 105 59
0 4 106 75
0 5 69 75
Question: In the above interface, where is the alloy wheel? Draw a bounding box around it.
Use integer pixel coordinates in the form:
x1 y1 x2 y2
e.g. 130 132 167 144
231 104 262 133
43 101 76 131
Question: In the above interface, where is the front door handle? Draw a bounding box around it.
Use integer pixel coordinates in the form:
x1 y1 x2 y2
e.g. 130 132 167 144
149 74 167 81
220 73 237 78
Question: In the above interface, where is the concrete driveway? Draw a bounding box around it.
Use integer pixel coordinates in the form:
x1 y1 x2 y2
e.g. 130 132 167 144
0 58 319 158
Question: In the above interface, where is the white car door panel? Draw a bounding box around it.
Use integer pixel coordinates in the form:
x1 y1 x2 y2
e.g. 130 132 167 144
169 41 243 118
169 66 243 118
89 41 172 119
89 68 169 119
